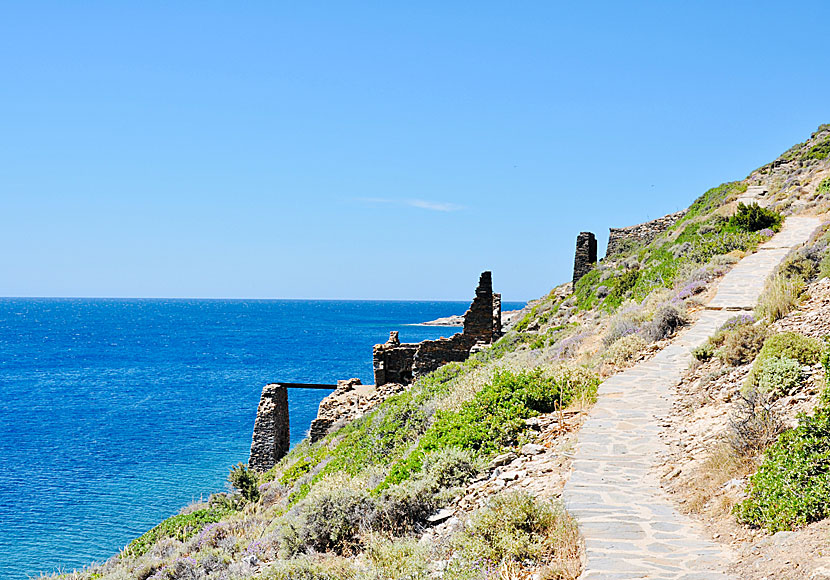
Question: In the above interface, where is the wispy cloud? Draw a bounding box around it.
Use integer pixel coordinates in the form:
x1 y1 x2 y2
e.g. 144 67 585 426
356 197 464 212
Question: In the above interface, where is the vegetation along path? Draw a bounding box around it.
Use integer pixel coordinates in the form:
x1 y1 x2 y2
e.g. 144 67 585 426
562 216 822 579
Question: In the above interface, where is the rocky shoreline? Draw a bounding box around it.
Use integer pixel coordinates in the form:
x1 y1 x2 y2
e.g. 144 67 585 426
417 309 524 327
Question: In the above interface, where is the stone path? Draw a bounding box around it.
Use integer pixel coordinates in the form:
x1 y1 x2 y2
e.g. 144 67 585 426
561 215 821 579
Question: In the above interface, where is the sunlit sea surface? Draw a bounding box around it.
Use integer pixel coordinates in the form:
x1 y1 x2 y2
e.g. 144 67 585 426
0 298 524 579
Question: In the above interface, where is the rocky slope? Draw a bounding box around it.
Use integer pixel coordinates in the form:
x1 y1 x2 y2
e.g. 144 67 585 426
43 124 830 580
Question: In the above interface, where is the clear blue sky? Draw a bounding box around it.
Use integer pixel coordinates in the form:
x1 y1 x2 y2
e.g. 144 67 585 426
1 2 828 301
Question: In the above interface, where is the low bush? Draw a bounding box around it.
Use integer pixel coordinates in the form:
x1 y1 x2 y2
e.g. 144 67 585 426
735 405 830 531
603 313 640 347
125 507 233 557
729 202 782 233
717 321 767 366
757 332 823 365
452 491 581 578
229 463 260 502
263 555 357 580
281 476 377 555
727 388 784 456
817 177 830 196
376 448 479 533
692 343 715 361
363 535 429 580
604 334 647 367
381 368 599 488
745 332 822 391
756 356 804 397
640 303 686 343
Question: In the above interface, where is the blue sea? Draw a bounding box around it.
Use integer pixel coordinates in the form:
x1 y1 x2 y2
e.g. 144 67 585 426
0 298 524 579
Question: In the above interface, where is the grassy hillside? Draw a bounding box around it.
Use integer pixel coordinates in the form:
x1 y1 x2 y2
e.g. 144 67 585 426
45 124 830 580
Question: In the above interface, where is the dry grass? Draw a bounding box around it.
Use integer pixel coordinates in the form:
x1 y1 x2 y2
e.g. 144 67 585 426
682 444 758 517
755 273 804 322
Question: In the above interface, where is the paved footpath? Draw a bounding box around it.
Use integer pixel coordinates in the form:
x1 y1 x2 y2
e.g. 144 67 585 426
561 216 821 579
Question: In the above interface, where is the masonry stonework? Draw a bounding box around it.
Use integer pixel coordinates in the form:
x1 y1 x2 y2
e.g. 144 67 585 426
606 210 686 257
249 383 290 472
573 232 597 287
373 271 502 386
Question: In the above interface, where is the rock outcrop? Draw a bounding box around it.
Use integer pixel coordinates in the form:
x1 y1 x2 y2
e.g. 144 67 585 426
249 384 290 472
308 378 406 442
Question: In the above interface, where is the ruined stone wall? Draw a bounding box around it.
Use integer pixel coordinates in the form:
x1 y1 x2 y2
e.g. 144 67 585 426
412 334 471 378
249 384 289 472
372 331 418 386
573 232 597 287
461 271 497 344
372 271 502 386
606 210 686 257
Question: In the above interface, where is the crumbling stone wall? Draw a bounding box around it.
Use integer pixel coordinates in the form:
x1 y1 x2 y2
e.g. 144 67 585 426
573 232 597 287
606 210 686 257
373 331 418 386
373 271 502 386
249 383 290 472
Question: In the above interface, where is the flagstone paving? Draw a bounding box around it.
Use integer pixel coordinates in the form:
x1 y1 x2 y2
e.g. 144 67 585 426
561 215 821 579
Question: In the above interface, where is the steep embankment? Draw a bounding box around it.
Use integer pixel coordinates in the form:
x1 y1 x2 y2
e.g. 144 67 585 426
44 124 830 580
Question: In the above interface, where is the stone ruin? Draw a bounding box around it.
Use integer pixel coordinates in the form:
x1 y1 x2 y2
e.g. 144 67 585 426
571 211 688 285
248 383 290 472
606 210 686 257
572 231 597 287
248 271 504 471
373 271 502 386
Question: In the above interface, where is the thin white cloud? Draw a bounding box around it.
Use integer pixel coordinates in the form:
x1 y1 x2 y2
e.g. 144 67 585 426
356 197 464 212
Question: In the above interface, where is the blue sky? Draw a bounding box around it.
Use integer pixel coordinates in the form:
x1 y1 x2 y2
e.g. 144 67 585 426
1 2 828 301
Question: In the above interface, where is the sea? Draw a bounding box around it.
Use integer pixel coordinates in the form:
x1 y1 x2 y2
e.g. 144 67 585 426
0 298 524 579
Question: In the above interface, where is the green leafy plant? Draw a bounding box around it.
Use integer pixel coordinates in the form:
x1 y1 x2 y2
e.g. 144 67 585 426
756 356 804 397
124 507 232 557
728 202 782 233
229 462 261 502
452 491 581 577
380 368 598 488
735 405 830 531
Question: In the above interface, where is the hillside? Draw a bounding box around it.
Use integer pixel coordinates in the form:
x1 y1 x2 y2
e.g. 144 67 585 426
44 124 830 580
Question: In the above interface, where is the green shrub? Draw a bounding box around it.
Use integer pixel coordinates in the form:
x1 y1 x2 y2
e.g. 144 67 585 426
802 135 830 162
263 555 357 580
376 448 479 533
735 406 830 531
745 332 823 392
757 332 823 365
124 507 232 557
282 478 377 555
820 250 830 279
604 269 640 308
363 535 429 580
381 368 598 488
604 334 647 366
692 343 715 361
717 322 767 366
817 177 830 196
229 462 260 502
453 491 580 568
729 202 783 233
756 356 804 396
640 303 686 342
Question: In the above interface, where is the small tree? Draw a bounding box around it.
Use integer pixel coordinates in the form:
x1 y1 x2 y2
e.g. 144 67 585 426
229 462 260 502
